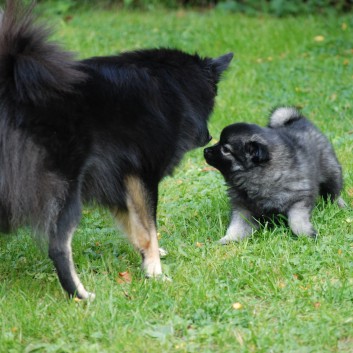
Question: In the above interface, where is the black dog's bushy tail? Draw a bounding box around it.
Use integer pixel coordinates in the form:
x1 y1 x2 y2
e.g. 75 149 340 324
0 0 86 104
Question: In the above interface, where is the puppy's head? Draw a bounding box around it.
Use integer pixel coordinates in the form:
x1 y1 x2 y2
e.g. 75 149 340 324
204 123 270 178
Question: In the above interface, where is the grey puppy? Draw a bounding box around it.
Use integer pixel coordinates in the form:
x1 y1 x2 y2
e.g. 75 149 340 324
204 107 345 243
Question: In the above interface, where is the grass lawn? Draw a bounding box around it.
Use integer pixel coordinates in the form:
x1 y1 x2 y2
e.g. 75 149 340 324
1 4 353 352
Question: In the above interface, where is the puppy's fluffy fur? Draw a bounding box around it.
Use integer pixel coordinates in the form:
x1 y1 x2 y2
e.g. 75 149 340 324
0 0 232 298
204 107 344 243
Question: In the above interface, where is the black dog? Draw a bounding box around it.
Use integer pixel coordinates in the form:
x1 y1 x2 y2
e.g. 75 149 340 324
0 0 232 299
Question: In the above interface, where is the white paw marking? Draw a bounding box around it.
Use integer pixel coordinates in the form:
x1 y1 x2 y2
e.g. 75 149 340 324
159 247 168 258
143 258 162 277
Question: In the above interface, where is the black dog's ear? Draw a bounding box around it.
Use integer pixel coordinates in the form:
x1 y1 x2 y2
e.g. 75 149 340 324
244 141 270 164
209 53 233 79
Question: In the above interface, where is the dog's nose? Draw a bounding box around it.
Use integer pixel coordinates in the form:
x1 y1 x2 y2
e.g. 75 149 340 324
208 134 212 143
204 147 212 157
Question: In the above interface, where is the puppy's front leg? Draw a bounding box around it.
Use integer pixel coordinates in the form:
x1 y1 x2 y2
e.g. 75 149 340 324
219 207 256 244
287 201 316 237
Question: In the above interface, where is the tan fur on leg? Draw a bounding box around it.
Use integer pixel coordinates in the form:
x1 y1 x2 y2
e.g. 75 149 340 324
112 176 162 277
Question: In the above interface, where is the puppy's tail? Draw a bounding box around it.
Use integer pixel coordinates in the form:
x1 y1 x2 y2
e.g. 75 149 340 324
0 0 86 104
268 106 303 128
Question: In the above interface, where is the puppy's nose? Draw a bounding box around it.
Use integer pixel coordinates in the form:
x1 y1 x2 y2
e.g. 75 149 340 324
208 134 212 143
204 147 212 157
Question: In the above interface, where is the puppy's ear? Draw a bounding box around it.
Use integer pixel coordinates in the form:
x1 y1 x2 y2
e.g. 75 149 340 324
244 141 270 164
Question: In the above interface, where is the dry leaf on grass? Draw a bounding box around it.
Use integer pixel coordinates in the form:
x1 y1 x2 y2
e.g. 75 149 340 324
117 271 132 284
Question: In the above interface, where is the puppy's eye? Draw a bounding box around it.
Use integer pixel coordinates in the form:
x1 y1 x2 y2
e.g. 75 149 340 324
221 145 232 155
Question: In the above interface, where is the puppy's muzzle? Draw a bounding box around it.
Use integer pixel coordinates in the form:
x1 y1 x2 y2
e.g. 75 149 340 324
203 147 213 160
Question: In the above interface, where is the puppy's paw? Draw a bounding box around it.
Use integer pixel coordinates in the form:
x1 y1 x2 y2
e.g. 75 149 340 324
218 234 241 244
289 221 317 239
219 228 251 244
337 197 347 209
219 236 230 245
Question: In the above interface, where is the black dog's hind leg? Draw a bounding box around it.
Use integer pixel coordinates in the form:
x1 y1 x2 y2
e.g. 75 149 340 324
48 188 94 300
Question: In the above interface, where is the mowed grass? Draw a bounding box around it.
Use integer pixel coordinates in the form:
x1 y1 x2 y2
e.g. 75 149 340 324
1 4 353 352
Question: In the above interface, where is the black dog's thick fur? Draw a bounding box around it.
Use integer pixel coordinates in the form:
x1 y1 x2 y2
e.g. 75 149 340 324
0 0 232 298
